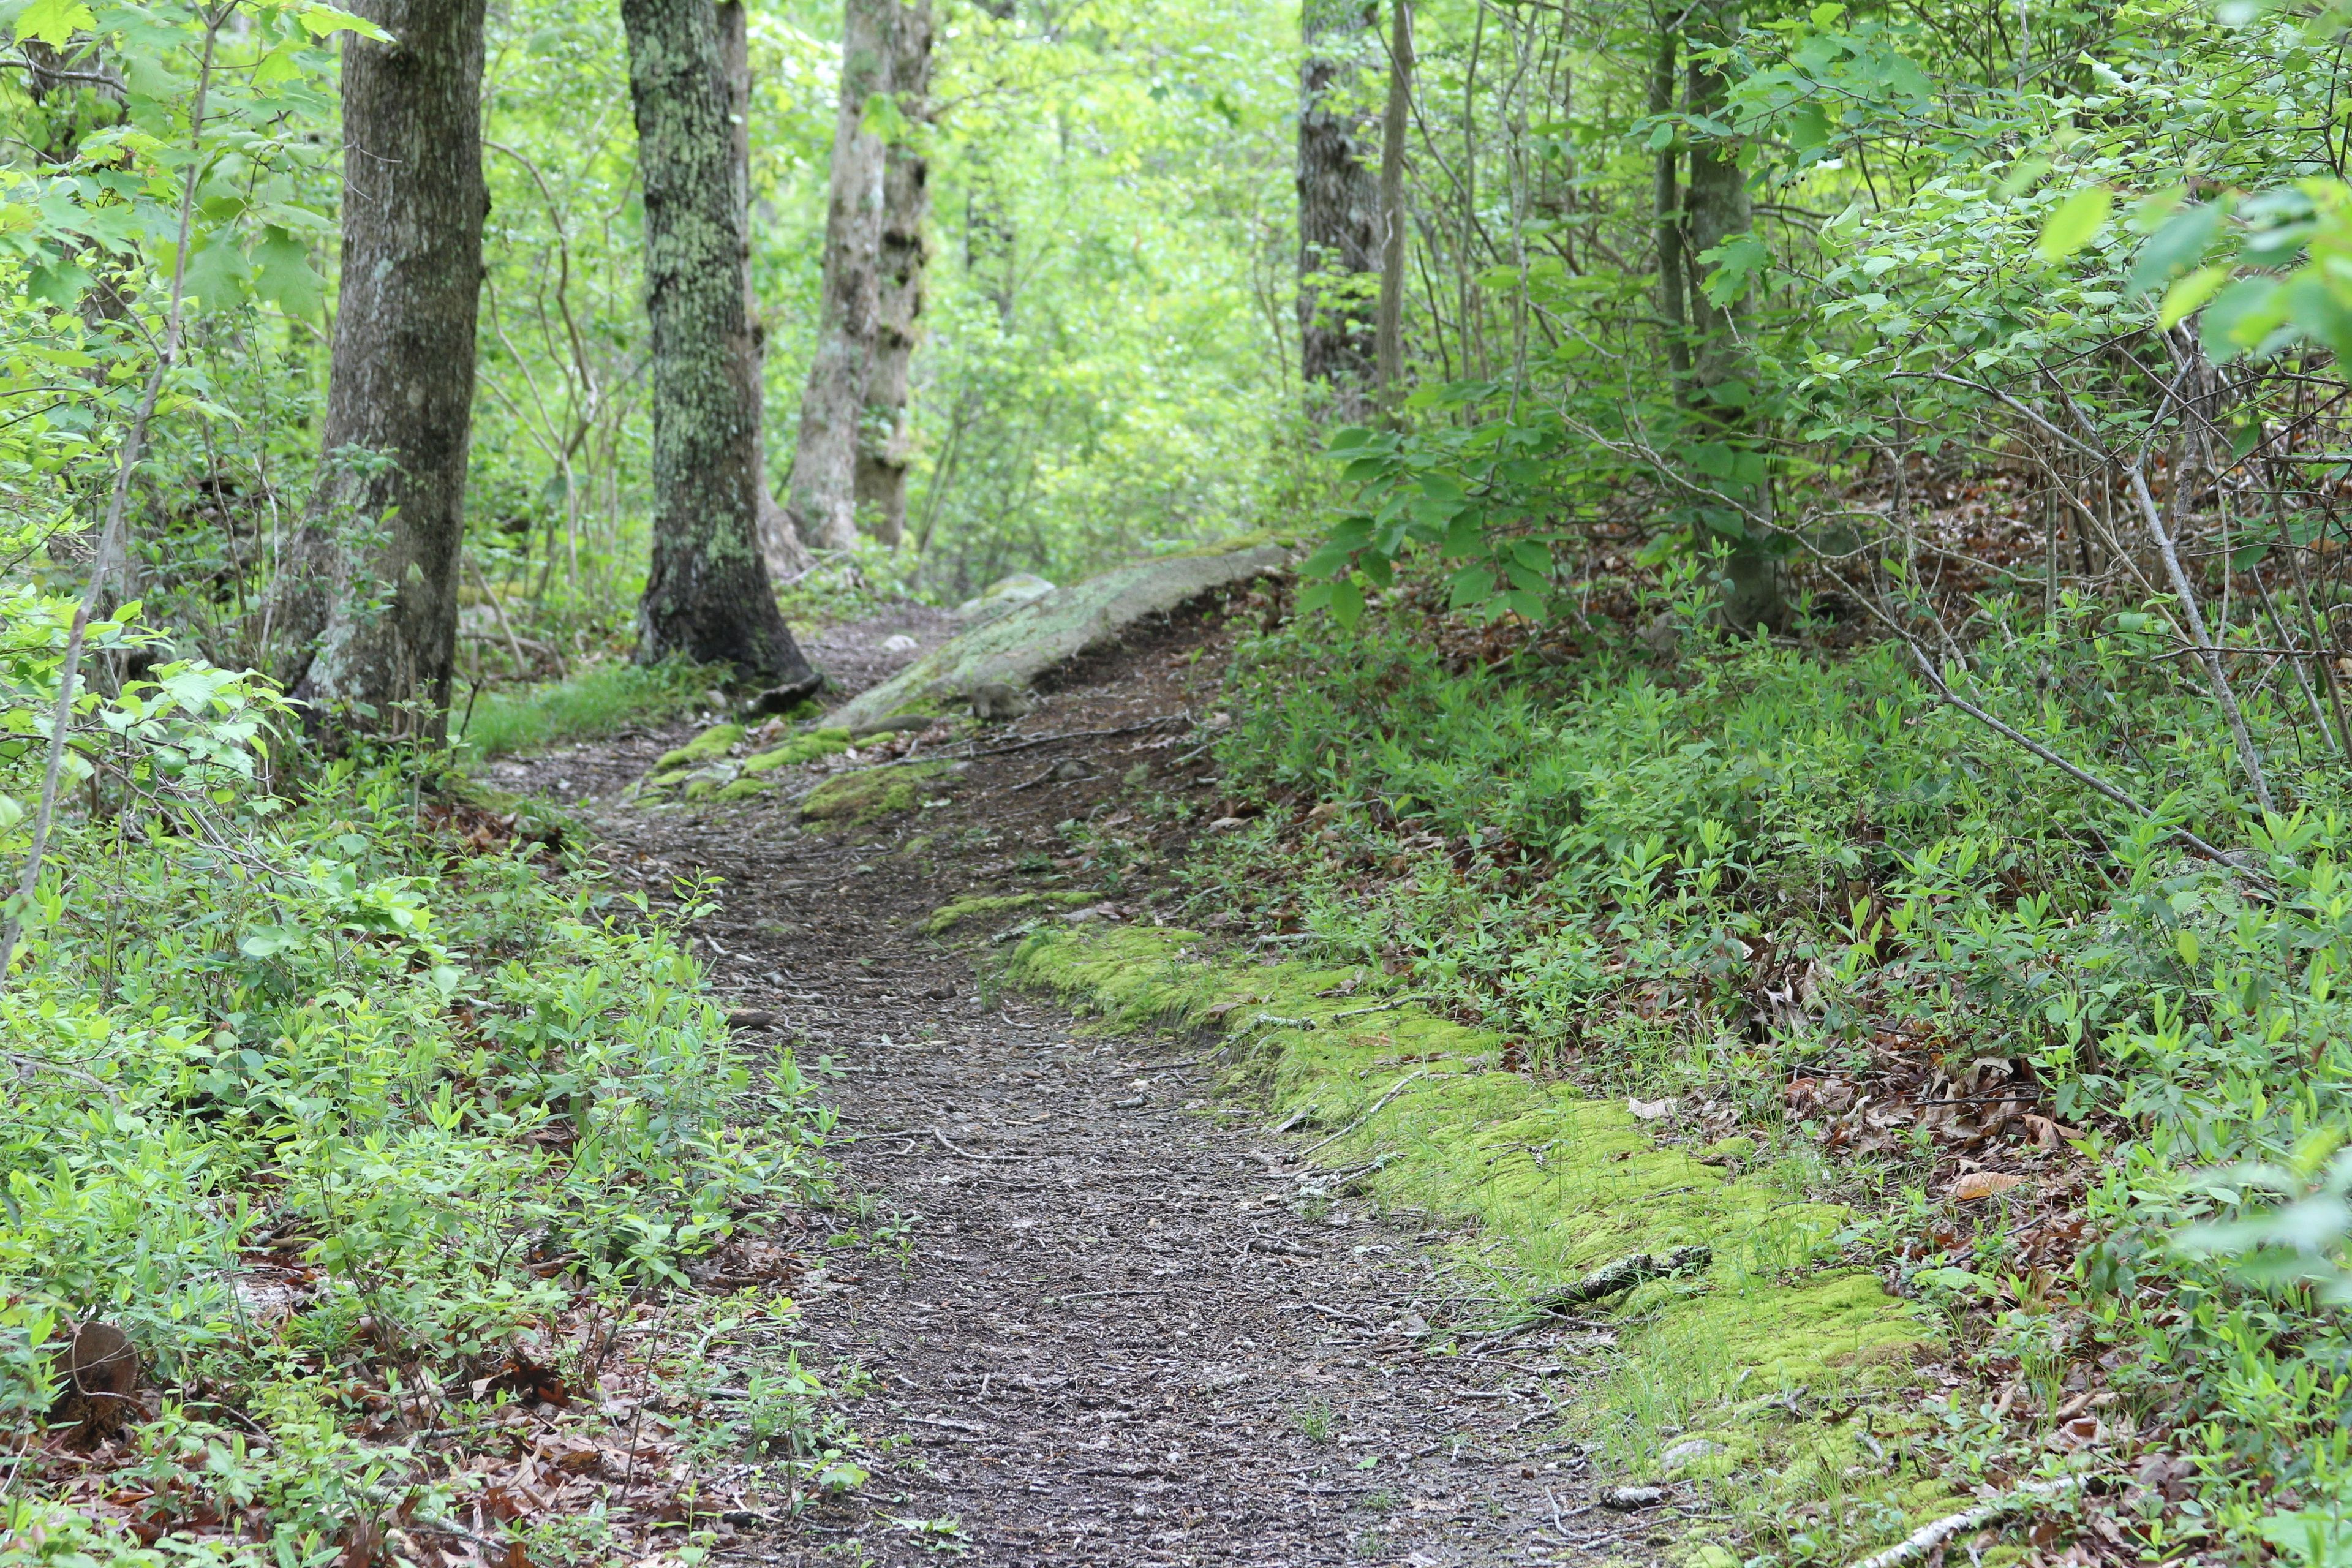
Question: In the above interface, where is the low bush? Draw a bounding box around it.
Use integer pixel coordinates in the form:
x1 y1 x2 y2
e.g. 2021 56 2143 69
1197 592 2352 1554
0 592 833 1559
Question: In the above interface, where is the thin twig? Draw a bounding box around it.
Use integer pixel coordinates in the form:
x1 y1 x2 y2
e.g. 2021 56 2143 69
1298 1069 1433 1159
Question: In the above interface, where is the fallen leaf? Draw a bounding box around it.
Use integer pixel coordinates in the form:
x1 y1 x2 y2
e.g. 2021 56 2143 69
1627 1097 1675 1120
1950 1170 2028 1202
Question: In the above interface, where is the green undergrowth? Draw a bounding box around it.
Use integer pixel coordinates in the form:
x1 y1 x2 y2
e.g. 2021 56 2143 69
1003 924 1950 1558
453 657 718 762
0 598 845 1559
1164 596 2352 1560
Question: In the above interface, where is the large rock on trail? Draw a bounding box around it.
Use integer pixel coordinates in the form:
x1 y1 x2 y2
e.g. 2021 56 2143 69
824 538 1292 731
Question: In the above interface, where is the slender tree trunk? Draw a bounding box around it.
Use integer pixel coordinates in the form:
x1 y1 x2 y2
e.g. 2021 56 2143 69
622 0 820 694
1649 20 1689 383
264 0 488 742
853 0 933 547
718 0 814 581
1682 1 1781 630
790 0 891 551
1373 0 1412 413
1298 0 1381 421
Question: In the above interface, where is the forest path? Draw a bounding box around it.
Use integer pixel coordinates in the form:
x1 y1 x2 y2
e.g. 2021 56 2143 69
488 600 1666 1567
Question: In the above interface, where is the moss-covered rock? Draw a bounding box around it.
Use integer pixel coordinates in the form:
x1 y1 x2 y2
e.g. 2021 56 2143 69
654 722 743 772
824 538 1294 731
743 726 853 773
799 761 952 824
923 889 1102 936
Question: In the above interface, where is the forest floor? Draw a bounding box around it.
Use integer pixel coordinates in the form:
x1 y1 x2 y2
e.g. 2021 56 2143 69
482 597 1675 1567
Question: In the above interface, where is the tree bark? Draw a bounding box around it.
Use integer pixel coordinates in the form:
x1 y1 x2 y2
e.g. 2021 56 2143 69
263 0 488 742
790 0 891 551
853 0 933 548
717 0 814 582
1298 0 1381 421
1373 0 1412 414
1682 2 1782 630
622 0 820 694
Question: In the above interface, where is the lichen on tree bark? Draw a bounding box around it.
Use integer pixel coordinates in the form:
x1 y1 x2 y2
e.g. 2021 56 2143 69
622 0 818 692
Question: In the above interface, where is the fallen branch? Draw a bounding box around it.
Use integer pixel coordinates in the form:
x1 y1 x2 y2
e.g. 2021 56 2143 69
1847 1477 2082 1568
1297 1069 1431 1158
1907 647 2242 870
965 714 1190 758
1537 1246 1712 1311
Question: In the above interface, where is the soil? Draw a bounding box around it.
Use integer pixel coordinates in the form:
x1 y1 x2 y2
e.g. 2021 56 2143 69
487 592 1675 1566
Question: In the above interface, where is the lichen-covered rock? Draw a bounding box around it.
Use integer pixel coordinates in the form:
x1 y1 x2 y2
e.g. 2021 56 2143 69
799 761 952 824
826 538 1292 732
654 722 743 772
955 572 1057 624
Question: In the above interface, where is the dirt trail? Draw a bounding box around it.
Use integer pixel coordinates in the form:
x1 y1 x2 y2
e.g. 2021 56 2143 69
490 598 1671 1566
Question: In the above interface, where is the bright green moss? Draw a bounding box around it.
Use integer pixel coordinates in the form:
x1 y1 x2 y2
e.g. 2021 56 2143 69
1004 925 1940 1501
654 722 742 772
744 727 854 773
800 761 951 824
924 889 1104 936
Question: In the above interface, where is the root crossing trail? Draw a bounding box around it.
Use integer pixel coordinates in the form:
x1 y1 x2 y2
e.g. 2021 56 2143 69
494 603 1667 1566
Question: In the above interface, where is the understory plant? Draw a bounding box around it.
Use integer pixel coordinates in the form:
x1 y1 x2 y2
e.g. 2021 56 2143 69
1199 592 2352 1557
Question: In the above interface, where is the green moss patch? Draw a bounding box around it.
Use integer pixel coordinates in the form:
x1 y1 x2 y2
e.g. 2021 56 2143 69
924 890 1104 936
1003 925 1940 1528
654 722 743 772
744 727 853 773
800 761 952 824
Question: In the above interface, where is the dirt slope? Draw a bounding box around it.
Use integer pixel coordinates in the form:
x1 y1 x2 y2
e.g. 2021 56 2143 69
487 590 1675 1566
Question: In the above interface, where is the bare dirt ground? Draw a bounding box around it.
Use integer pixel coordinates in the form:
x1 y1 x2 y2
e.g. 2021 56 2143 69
486 593 1676 1566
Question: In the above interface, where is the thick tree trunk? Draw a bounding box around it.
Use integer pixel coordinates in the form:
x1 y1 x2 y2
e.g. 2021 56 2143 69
622 0 820 694
1682 2 1781 630
1297 0 1381 421
717 0 814 582
853 0 932 548
790 0 891 551
264 0 488 742
1373 0 1412 412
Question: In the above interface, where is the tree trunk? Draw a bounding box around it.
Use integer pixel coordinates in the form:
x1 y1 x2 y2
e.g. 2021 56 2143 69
854 0 932 548
718 0 814 582
264 0 488 742
1373 0 1412 413
790 0 891 551
1682 2 1782 630
622 0 820 695
1298 0 1381 421
1649 21 1689 383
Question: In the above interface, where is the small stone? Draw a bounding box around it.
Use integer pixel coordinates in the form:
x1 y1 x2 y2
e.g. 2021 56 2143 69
1658 1438 1725 1472
1600 1484 1665 1510
881 633 920 654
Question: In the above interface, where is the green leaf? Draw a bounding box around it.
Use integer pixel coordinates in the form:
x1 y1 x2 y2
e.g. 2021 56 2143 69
2038 186 2113 262
2128 203 2222 296
1328 578 1364 628
2201 276 2288 360
13 0 95 46
1449 565 1496 608
2157 266 2230 330
252 226 323 317
292 4 394 40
